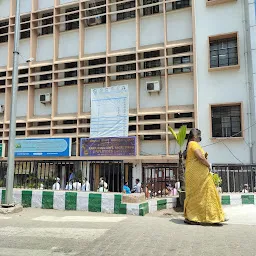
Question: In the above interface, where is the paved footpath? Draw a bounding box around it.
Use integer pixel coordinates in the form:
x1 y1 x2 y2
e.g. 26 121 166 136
0 205 256 256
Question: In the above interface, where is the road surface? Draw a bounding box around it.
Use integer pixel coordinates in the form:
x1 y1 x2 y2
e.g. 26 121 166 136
0 205 255 256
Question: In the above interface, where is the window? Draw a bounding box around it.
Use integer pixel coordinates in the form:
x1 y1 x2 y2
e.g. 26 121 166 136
40 74 52 81
63 128 76 134
0 72 6 77
88 1 106 25
41 12 53 35
209 34 238 68
174 122 193 129
144 135 161 140
173 56 191 74
19 69 28 75
64 62 77 85
116 54 136 80
144 124 160 130
18 86 28 91
20 17 30 39
172 0 190 10
37 130 51 135
38 121 51 127
129 125 136 131
143 0 159 16
16 131 25 136
88 58 106 83
173 46 190 54
39 66 52 88
16 123 26 128
211 104 242 138
63 120 76 125
172 46 191 73
174 112 193 128
174 112 193 118
65 7 79 31
40 65 52 72
144 115 160 120
0 72 6 86
39 84 52 89
117 54 135 62
117 0 135 21
18 77 28 84
144 51 161 77
0 21 8 43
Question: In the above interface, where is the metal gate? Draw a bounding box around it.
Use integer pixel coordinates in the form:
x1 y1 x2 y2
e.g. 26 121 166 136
142 163 178 197
0 160 133 193
212 164 256 193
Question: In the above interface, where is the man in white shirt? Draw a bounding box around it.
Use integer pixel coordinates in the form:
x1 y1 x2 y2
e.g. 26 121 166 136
131 178 141 193
82 178 90 192
52 177 61 191
97 177 108 192
242 184 249 193
73 180 82 191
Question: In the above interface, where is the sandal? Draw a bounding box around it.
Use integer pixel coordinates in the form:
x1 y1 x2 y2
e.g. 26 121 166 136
184 219 200 225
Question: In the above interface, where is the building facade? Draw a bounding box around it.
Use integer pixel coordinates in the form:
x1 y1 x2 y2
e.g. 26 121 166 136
0 0 255 187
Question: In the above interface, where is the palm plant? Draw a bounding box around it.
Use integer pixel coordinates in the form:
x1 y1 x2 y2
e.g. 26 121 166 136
168 125 187 187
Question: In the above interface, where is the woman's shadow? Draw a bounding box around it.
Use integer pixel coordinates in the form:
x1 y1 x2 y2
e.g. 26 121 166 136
169 218 187 225
169 218 227 227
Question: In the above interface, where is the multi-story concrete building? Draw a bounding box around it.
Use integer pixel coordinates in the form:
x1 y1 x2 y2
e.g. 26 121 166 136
0 0 255 189
245 0 256 164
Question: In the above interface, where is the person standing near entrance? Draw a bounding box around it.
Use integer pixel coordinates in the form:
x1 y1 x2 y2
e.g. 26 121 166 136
82 178 90 192
131 178 141 193
98 177 108 192
123 181 131 194
52 177 61 190
184 128 225 225
69 169 75 182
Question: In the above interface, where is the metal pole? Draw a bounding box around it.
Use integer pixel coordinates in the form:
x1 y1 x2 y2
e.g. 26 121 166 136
121 161 124 192
5 0 21 205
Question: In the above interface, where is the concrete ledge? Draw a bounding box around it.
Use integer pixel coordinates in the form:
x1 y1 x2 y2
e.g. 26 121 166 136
0 204 23 214
122 193 146 203
119 197 177 216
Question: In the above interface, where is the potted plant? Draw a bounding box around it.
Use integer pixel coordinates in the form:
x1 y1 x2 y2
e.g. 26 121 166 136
168 125 187 206
211 173 222 194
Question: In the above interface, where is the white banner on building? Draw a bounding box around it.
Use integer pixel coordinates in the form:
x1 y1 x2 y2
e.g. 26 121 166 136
90 85 129 138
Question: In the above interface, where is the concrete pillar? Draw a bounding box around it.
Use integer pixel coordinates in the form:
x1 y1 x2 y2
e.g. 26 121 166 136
125 164 129 183
94 164 100 191
61 165 66 190
81 161 90 180
132 160 142 186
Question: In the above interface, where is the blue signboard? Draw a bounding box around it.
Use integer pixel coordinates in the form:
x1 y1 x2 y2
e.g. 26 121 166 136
15 138 71 157
80 137 136 157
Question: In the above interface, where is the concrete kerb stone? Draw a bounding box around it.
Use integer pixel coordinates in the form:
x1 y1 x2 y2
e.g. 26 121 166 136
0 204 23 214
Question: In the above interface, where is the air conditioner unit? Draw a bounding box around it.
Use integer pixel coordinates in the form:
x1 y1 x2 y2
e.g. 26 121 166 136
0 105 4 114
87 16 102 26
40 93 51 104
146 81 161 92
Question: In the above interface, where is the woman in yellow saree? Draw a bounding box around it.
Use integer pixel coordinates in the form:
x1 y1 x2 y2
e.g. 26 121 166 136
184 128 225 225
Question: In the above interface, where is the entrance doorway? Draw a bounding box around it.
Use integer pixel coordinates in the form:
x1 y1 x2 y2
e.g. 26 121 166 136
90 162 132 192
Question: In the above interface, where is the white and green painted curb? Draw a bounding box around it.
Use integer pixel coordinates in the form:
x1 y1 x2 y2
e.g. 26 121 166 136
1 189 252 216
0 189 177 216
221 194 256 205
